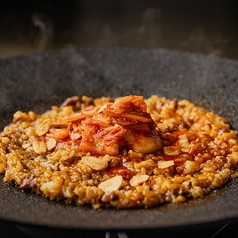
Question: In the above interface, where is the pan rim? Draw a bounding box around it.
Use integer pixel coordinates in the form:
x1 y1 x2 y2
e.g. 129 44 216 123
0 47 238 230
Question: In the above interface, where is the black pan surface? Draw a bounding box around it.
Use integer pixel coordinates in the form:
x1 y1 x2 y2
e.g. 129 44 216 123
0 48 238 230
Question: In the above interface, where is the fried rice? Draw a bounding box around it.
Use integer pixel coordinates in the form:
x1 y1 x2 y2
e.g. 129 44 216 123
0 95 237 209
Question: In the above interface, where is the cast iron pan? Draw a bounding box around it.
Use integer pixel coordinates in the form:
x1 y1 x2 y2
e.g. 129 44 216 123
0 48 238 230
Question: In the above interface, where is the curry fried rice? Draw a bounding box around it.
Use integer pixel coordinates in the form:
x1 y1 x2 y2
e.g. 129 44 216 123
0 95 238 209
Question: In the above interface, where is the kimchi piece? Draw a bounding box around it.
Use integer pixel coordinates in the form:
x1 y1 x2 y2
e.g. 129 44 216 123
47 95 163 155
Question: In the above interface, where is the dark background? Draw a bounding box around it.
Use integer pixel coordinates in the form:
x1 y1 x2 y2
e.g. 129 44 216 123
0 0 238 59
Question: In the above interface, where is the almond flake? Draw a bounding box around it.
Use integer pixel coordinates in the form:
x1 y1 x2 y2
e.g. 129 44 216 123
130 174 149 187
98 175 123 193
177 134 192 153
163 146 181 156
22 143 31 149
33 141 46 154
158 160 174 169
46 138 57 151
36 119 51 136
82 155 109 171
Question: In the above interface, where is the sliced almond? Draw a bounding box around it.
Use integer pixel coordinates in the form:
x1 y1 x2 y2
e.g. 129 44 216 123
36 119 51 136
158 160 174 169
33 141 46 154
183 160 200 174
98 175 123 193
22 143 31 149
177 134 192 153
163 146 181 156
13 111 28 122
82 155 109 171
1 137 11 145
130 174 149 187
46 138 57 151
